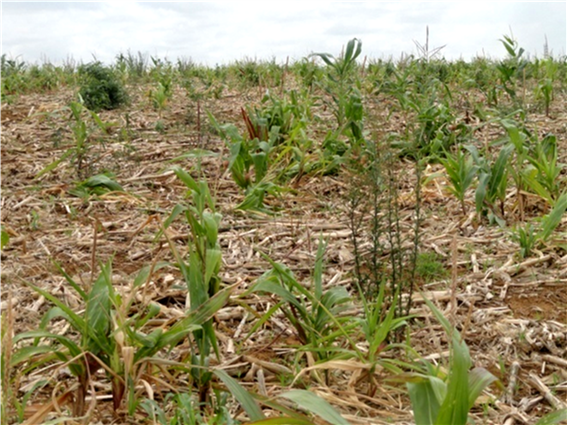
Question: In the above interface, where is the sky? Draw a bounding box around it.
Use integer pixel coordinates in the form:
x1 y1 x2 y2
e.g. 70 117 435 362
1 1 566 66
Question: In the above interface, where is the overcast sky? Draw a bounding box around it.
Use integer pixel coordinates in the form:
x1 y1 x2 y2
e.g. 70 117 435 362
2 1 566 66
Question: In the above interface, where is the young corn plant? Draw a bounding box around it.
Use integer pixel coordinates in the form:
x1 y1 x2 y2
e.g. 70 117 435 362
501 118 531 220
313 39 367 156
313 38 362 129
246 89 321 184
351 281 414 397
249 238 353 369
234 58 261 88
386 62 469 161
208 112 281 212
523 133 564 207
162 167 227 405
12 258 231 419
467 144 513 226
13 260 122 417
511 222 538 258
438 146 478 215
150 81 172 114
1 54 28 99
510 190 567 257
148 58 174 130
496 34 528 107
36 101 114 180
406 296 499 425
115 50 149 81
141 384 351 425
535 57 558 117
503 120 564 210
68 173 125 200
294 57 323 92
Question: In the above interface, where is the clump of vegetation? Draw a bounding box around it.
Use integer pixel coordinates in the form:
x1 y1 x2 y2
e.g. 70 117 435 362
78 61 129 111
416 251 449 283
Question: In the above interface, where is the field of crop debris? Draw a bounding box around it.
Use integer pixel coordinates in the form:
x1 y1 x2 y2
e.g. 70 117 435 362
1 40 566 424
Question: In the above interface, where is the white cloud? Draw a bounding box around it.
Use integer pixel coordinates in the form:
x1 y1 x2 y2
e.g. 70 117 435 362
1 1 565 65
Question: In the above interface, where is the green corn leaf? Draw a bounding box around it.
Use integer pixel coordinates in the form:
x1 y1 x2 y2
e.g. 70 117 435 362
344 39 357 63
243 301 285 341
422 295 471 425
35 148 74 179
82 174 122 190
522 166 553 204
132 262 169 289
236 190 264 211
214 369 265 421
173 166 200 193
22 282 86 335
161 204 187 235
68 101 83 121
435 344 470 425
501 119 526 154
475 172 488 212
203 212 220 247
313 237 327 301
280 390 350 425
534 409 567 425
465 144 483 167
251 152 268 183
407 379 440 425
188 249 207 308
539 193 567 241
52 261 87 300
314 53 335 68
138 328 164 348
1 227 9 250
488 144 513 199
11 345 65 367
162 287 231 349
89 109 114 133
84 261 113 353
253 280 305 313
134 301 162 329
500 36 517 58
247 419 315 425
13 330 83 361
468 367 498 409
250 394 317 423
204 248 222 289
39 306 75 331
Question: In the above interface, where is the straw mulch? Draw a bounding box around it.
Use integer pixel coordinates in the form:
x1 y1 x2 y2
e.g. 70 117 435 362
1 83 566 424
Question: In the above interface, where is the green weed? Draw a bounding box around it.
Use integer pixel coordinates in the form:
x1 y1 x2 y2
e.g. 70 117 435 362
78 62 129 111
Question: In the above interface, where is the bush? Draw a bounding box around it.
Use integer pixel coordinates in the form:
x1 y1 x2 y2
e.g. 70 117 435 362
78 62 128 111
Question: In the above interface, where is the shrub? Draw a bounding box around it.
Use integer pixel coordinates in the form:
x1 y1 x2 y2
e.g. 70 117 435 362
78 62 129 111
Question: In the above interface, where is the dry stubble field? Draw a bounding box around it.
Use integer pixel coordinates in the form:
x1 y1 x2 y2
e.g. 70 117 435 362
1 61 567 424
